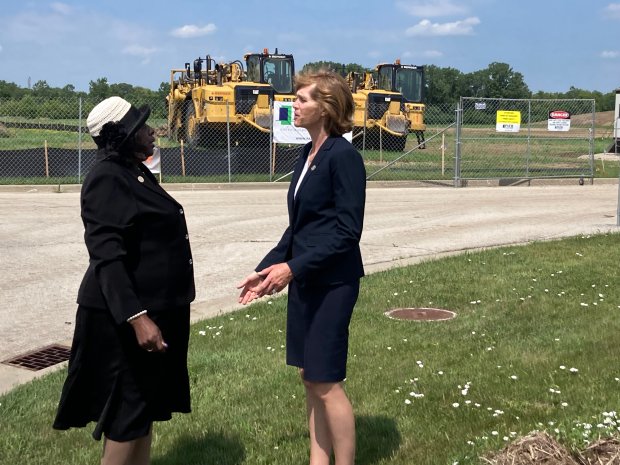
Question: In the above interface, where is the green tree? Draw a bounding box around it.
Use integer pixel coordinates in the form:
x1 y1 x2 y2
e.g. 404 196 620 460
425 65 465 104
88 78 110 101
301 61 369 75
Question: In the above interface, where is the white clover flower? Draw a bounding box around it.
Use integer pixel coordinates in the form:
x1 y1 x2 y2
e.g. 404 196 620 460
387 347 392 350
569 367 579 373
560 365 566 370
467 440 475 445
491 431 498 436
405 399 412 405
393 292 398 296
198 330 206 336
452 402 460 408
438 371 444 375
510 375 518 380
503 436 509 441
561 402 568 407
580 303 589 307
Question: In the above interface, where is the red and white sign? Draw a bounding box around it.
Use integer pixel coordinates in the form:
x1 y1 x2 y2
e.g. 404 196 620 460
548 110 571 132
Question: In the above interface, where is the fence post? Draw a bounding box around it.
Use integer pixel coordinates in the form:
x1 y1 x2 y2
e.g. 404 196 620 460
44 140 49 178
454 100 462 187
270 100 274 181
78 97 82 183
226 102 231 183
525 100 531 178
180 140 186 177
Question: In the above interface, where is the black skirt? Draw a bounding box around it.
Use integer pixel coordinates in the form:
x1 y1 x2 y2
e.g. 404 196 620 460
53 304 191 441
286 280 360 382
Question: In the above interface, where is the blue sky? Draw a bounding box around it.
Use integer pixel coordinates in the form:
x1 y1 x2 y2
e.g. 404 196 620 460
0 0 618 94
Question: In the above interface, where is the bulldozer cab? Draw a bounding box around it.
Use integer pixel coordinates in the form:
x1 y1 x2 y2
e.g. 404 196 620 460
244 49 295 95
376 62 425 103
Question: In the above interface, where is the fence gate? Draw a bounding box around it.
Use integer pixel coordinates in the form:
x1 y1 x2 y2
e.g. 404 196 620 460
455 97 595 185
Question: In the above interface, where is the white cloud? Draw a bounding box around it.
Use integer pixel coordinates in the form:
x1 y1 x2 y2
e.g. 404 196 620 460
601 50 620 58
122 45 158 57
51 2 72 15
122 45 158 65
402 49 443 58
396 0 468 17
406 17 480 36
170 24 217 38
605 3 620 18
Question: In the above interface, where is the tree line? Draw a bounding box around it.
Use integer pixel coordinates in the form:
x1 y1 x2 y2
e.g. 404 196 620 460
302 61 615 111
0 61 615 121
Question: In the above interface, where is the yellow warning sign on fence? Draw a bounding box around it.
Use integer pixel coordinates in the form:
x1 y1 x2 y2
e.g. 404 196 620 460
496 111 521 133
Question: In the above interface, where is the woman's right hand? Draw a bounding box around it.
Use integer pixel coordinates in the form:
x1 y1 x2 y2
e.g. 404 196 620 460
237 272 263 305
129 315 167 352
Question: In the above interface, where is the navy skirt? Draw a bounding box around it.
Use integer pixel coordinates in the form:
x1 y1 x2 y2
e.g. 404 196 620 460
286 280 360 382
53 305 191 441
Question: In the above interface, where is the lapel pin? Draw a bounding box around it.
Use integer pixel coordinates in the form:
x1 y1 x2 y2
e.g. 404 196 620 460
137 176 144 183
310 165 316 171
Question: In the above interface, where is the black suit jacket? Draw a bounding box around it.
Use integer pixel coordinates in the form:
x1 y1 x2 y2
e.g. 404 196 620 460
77 154 195 325
257 136 366 286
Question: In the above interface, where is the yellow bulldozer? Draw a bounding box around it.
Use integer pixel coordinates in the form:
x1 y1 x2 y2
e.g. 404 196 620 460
346 70 410 152
375 60 426 148
167 49 295 146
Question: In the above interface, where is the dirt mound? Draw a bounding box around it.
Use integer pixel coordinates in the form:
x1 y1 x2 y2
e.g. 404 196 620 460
483 432 579 465
577 437 620 464
482 432 620 465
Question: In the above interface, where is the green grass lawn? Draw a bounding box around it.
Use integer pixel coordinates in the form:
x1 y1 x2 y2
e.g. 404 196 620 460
1 234 619 464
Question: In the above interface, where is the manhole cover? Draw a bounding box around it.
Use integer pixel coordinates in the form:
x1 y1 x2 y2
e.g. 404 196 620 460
2 344 71 371
385 307 456 321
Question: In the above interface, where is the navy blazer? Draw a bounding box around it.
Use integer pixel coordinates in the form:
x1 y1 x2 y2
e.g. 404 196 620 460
76 154 195 325
257 136 366 286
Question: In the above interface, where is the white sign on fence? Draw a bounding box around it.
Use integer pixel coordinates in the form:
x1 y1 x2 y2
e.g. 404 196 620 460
272 101 311 144
547 110 571 132
272 101 353 144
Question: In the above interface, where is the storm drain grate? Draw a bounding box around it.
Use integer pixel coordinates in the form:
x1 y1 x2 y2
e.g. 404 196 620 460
385 307 456 321
2 344 71 371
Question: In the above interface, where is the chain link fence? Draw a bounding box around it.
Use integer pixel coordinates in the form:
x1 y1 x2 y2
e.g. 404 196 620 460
455 97 596 183
0 96 602 185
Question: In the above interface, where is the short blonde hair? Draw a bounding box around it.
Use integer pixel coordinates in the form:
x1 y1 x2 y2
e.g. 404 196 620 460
295 70 354 136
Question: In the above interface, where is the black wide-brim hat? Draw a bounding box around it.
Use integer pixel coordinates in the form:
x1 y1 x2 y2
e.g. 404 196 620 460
87 96 151 147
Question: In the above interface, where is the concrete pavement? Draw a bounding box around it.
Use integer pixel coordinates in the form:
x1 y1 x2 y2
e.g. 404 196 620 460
1 179 618 395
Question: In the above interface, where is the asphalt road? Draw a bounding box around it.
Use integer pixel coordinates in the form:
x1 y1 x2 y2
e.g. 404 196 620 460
0 180 618 394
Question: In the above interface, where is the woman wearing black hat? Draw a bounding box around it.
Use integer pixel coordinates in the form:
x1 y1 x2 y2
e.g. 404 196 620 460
53 97 195 465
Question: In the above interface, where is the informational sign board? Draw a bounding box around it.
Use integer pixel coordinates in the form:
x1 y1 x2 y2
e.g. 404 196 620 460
272 101 353 143
496 111 521 133
272 101 310 144
547 110 571 132
143 146 161 173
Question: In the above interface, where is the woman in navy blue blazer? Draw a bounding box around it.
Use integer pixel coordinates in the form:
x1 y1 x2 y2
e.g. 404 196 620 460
238 71 366 465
